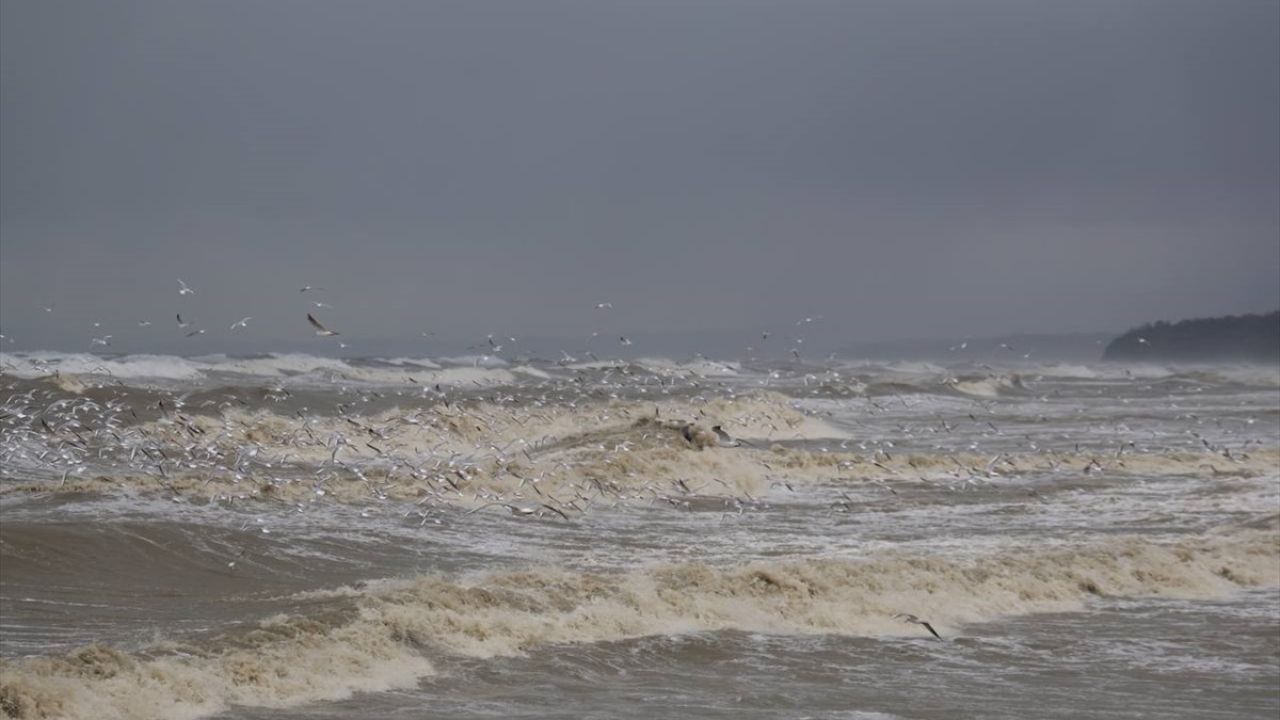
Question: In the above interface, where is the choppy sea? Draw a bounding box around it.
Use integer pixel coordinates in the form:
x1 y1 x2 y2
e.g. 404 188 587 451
1 351 1277 719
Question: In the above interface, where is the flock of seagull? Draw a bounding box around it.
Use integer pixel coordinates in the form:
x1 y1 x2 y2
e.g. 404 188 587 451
12 280 839 366
1 281 1264 645
0 358 976 640
24 280 352 350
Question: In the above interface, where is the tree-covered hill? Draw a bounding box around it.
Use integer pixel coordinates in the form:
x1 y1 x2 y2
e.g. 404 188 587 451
1103 311 1279 363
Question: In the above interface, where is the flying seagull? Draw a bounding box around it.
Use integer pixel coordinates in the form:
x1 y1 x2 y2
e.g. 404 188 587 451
895 613 943 641
230 317 253 330
299 285 325 293
308 313 340 336
466 502 569 520
712 425 748 448
176 313 190 329
178 279 195 296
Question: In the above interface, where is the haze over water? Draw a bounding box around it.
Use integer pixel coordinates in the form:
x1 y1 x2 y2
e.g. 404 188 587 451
1 0 1277 352
2 2 1279 720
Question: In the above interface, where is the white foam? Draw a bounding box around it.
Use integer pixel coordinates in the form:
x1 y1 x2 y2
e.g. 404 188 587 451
633 357 743 377
379 356 443 370
0 352 205 381
0 351 526 388
205 353 354 377
437 355 509 368
1035 363 1099 379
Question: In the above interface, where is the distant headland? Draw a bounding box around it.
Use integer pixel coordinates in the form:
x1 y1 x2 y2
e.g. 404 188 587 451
1103 311 1279 363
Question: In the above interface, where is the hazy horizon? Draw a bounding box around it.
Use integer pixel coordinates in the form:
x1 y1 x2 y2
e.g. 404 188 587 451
3 0 1278 356
3 6 1280 716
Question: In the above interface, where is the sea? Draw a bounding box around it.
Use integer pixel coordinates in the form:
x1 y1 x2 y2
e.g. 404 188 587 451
0 350 1277 719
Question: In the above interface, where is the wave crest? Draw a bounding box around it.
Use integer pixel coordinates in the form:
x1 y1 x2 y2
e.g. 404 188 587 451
2 528 1275 720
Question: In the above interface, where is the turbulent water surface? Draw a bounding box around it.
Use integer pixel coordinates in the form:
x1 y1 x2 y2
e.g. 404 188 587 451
0 351 1277 719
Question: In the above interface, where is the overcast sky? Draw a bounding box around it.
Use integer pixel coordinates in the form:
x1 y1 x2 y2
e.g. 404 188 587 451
1 0 1277 355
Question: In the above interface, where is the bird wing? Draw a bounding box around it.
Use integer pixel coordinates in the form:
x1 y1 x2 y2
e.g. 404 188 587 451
307 313 329 332
921 622 943 640
540 503 570 520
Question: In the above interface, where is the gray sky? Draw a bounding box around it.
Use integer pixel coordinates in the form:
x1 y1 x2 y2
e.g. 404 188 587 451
2 0 1277 355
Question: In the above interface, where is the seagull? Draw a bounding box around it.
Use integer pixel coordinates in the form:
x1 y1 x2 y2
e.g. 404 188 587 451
91 335 112 346
681 424 697 444
680 424 717 449
137 320 152 327
311 301 333 309
185 329 206 338
895 613 943 640
178 279 195 295
308 313 340 336
619 336 632 346
299 285 325 293
466 502 569 520
41 305 54 313
712 425 743 448
595 302 612 309
230 317 252 330
176 313 190 329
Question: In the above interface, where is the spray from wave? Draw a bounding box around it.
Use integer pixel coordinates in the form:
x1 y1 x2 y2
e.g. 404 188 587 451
2 525 1275 720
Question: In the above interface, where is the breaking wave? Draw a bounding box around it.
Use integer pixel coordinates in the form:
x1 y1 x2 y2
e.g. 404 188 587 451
0 352 532 389
2 526 1275 720
4 351 1277 400
6 377 1276 508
